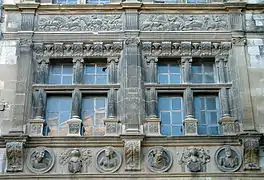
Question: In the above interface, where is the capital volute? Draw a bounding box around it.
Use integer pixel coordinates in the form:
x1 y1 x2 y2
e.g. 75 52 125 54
107 57 119 64
37 58 49 64
72 58 84 63
145 56 158 64
181 56 192 64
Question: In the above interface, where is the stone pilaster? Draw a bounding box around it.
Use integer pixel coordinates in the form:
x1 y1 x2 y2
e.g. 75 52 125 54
181 56 192 83
215 55 227 83
67 88 82 136
36 58 49 84
29 88 46 136
107 57 119 84
183 87 198 135
105 88 120 136
146 57 158 84
73 58 84 84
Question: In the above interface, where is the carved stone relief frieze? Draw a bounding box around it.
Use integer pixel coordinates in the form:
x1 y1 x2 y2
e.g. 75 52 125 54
6 141 24 172
147 147 172 173
59 148 92 173
33 42 123 58
96 146 122 173
139 14 230 31
26 147 55 173
215 145 242 172
35 14 123 32
142 41 231 57
124 139 141 171
179 147 210 172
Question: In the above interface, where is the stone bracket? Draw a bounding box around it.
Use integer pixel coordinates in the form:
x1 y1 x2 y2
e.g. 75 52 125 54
218 116 236 135
28 117 45 136
183 116 198 136
104 118 121 136
144 117 161 136
67 116 82 136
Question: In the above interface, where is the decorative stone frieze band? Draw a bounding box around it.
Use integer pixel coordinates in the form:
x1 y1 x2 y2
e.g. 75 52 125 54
142 41 232 57
33 42 123 57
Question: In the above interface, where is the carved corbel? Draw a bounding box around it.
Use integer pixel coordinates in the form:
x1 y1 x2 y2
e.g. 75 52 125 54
152 42 162 56
125 36 140 46
161 42 172 56
192 42 201 56
73 42 83 57
33 43 44 57
142 42 152 55
54 43 64 57
63 43 73 56
112 42 123 55
43 44 54 57
232 37 246 46
200 42 212 56
181 42 192 56
83 44 93 56
93 42 103 56
220 42 232 56
212 42 221 56
172 42 181 56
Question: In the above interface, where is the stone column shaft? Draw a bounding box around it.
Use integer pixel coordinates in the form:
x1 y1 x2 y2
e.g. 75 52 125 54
148 87 157 117
183 87 193 117
219 88 230 117
146 57 158 83
36 58 49 84
108 88 117 118
73 58 84 84
181 56 192 83
33 88 46 119
216 56 227 83
71 88 82 118
107 57 118 84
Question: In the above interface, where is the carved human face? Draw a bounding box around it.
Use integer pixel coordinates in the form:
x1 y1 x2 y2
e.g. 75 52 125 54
225 148 232 158
105 148 113 157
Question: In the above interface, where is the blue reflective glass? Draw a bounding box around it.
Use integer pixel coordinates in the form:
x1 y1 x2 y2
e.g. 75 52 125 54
170 65 180 73
84 75 95 84
49 75 61 84
158 65 168 73
60 111 70 123
160 112 170 124
86 66 95 73
170 74 181 84
161 125 171 136
158 74 169 84
208 127 218 135
96 66 105 73
200 111 206 124
209 112 218 124
192 66 201 73
198 125 207 135
205 74 214 83
62 76 72 84
63 66 73 74
206 98 216 110
96 99 105 109
96 75 107 84
172 112 183 124
192 74 202 83
51 66 61 74
172 126 182 136
158 98 170 111
172 98 181 110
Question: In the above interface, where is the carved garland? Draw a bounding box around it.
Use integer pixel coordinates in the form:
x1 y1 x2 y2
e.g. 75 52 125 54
33 42 123 58
142 41 232 57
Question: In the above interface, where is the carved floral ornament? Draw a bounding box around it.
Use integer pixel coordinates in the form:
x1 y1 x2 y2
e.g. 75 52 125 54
33 42 123 57
142 41 232 57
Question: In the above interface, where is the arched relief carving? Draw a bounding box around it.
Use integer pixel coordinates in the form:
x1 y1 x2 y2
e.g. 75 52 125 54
142 41 232 58
33 42 123 58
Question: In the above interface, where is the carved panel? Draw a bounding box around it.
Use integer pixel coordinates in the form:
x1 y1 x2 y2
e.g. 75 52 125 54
33 42 123 58
143 41 232 57
124 140 141 171
26 147 55 173
243 138 260 170
140 14 230 31
6 142 24 172
36 14 123 31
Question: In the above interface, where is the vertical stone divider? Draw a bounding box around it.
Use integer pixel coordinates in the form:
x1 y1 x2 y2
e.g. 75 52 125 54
73 58 84 84
181 56 198 135
67 88 82 136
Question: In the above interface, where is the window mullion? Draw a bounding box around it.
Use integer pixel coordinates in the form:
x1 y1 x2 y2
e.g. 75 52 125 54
181 56 192 83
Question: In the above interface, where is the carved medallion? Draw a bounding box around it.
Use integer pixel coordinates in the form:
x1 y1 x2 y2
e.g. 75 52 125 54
147 147 172 173
179 147 210 172
26 147 55 173
215 145 242 172
96 146 122 173
59 148 92 173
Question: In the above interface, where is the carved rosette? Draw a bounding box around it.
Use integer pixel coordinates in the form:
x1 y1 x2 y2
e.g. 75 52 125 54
142 41 232 57
96 146 122 173
147 147 173 173
59 148 92 173
215 145 242 172
33 42 123 58
124 139 141 171
6 142 24 172
26 147 55 174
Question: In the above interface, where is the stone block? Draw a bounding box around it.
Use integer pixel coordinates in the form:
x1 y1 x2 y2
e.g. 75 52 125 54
250 55 264 68
253 14 264 20
248 46 260 55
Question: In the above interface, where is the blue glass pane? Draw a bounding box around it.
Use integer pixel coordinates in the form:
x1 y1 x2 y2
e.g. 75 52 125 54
192 74 202 83
200 111 206 124
172 126 182 136
158 65 168 73
159 98 170 110
60 111 70 123
84 75 95 84
63 66 73 74
192 66 201 73
205 74 214 83
209 112 218 124
49 75 61 84
51 66 61 74
96 99 105 109
198 125 207 135
158 74 169 84
172 112 182 124
161 125 171 136
200 98 205 110
204 64 214 73
62 76 72 84
206 98 216 110
170 65 180 73
160 112 170 124
170 74 181 84
208 127 219 135
96 66 105 73
60 98 72 111
96 75 107 84
82 98 94 109
86 66 95 73
172 98 181 110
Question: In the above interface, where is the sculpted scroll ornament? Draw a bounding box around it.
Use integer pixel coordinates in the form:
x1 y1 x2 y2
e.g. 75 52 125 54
96 147 122 173
124 140 141 171
147 147 172 173
215 146 242 172
26 147 55 173
59 148 92 173
140 14 229 31
36 14 122 32
179 147 210 172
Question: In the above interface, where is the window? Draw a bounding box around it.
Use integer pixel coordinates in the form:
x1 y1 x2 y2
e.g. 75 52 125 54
87 0 109 4
192 62 215 83
158 96 184 136
154 0 211 3
158 63 181 84
54 0 77 4
82 97 107 136
194 96 220 135
48 64 73 85
45 96 72 136
84 63 108 84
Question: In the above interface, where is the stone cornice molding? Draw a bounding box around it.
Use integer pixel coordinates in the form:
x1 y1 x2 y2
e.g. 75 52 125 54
33 41 123 58
142 41 232 57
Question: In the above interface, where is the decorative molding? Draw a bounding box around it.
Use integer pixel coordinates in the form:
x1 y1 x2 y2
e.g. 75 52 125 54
96 146 122 173
146 147 172 173
35 14 123 32
33 42 123 57
26 147 55 174
215 145 242 172
142 41 232 57
140 14 230 31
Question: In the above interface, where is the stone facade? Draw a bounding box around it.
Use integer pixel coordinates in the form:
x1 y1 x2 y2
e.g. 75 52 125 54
0 0 263 179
